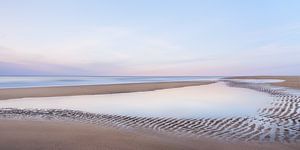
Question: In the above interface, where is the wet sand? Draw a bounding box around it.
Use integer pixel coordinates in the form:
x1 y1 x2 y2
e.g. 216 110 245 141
0 77 299 149
0 119 298 150
0 81 213 100
227 76 300 89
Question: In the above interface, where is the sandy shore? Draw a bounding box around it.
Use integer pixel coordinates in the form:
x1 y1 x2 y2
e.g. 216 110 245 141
0 81 213 100
0 77 299 149
0 119 299 150
227 76 300 89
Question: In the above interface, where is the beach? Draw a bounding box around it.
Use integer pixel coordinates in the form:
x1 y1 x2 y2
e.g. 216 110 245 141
0 77 299 150
0 81 213 100
2 0 299 149
0 119 299 150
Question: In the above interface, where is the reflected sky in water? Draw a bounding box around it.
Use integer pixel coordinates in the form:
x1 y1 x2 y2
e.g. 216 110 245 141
0 82 274 119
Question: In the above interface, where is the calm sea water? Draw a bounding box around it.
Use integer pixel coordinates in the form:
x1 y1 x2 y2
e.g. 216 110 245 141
0 76 222 89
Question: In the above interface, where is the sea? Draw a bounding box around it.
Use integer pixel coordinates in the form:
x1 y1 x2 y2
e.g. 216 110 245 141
0 76 222 89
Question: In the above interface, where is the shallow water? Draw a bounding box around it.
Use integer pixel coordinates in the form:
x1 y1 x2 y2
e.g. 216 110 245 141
0 76 221 89
0 82 273 118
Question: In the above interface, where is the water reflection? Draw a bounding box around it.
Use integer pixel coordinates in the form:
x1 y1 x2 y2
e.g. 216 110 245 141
0 82 274 118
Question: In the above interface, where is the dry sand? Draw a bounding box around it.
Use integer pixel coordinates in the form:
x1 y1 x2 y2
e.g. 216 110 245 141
227 76 300 89
0 81 213 100
0 119 299 150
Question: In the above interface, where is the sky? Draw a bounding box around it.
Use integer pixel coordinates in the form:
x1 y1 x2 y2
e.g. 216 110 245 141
0 0 300 76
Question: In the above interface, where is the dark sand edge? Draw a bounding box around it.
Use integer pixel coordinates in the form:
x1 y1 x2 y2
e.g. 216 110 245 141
0 81 213 100
0 119 299 150
225 76 300 89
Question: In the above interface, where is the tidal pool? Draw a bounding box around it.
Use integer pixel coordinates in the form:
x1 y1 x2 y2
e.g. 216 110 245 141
0 82 274 119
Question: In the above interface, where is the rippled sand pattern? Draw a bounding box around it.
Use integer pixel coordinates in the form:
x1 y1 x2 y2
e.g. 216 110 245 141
226 81 300 142
0 81 299 143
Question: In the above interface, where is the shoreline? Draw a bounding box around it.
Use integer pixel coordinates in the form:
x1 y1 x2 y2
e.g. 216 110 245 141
0 81 213 100
0 77 299 149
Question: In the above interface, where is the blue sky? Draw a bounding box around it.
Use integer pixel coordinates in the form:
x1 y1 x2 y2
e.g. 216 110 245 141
0 0 300 76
